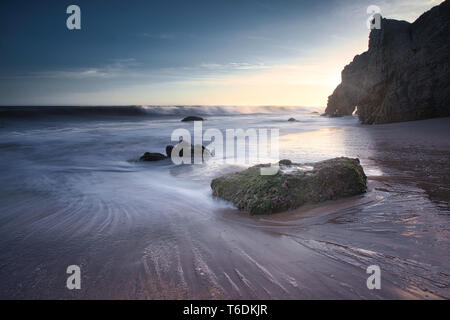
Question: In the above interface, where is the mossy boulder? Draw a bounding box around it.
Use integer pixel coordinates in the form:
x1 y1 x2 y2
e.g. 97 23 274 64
211 157 367 215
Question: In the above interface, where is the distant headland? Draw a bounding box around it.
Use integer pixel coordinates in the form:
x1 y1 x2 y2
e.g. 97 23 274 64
324 0 450 124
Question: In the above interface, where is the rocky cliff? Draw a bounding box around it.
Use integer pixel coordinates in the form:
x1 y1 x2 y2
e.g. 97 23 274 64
325 1 450 124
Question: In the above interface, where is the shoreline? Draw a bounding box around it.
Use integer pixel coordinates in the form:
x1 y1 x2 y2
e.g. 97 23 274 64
0 115 449 299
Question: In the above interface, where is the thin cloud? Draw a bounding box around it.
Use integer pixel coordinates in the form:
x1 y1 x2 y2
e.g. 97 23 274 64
139 32 175 40
379 0 444 22
7 58 140 80
199 62 270 71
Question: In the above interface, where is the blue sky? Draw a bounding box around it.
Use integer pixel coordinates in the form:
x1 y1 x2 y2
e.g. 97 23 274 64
0 0 442 106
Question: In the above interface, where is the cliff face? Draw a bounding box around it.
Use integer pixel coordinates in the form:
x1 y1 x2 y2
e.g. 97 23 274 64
325 1 450 124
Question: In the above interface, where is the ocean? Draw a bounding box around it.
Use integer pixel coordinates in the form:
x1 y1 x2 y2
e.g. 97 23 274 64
0 106 449 299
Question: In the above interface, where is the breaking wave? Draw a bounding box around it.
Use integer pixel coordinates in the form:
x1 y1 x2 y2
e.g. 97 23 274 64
0 105 316 119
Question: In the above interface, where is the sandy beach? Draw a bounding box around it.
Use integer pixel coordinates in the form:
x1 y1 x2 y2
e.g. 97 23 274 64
2 0 450 308
0 108 448 299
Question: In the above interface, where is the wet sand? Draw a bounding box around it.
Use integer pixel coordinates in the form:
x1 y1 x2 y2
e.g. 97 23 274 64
0 116 449 299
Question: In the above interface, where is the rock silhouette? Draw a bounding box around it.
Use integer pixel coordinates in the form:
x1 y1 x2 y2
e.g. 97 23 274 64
325 1 450 124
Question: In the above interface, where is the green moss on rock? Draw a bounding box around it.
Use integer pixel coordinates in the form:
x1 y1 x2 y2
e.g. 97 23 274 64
211 157 367 215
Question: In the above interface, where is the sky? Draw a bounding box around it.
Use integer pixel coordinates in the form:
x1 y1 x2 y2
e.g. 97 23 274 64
0 0 443 107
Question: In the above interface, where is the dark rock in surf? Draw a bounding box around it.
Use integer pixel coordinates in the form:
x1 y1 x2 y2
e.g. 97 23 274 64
181 116 204 122
166 145 174 158
139 152 167 162
279 159 292 165
211 157 367 215
288 117 297 122
165 141 211 162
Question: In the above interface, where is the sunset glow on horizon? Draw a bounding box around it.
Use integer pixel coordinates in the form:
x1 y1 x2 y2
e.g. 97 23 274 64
0 0 443 107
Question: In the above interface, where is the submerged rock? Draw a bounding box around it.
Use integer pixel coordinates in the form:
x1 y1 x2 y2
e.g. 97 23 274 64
139 152 167 161
165 141 211 162
279 159 292 165
165 145 174 157
211 157 367 215
181 116 204 122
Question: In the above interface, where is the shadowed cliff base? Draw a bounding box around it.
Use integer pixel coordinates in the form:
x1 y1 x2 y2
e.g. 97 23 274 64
324 0 450 124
